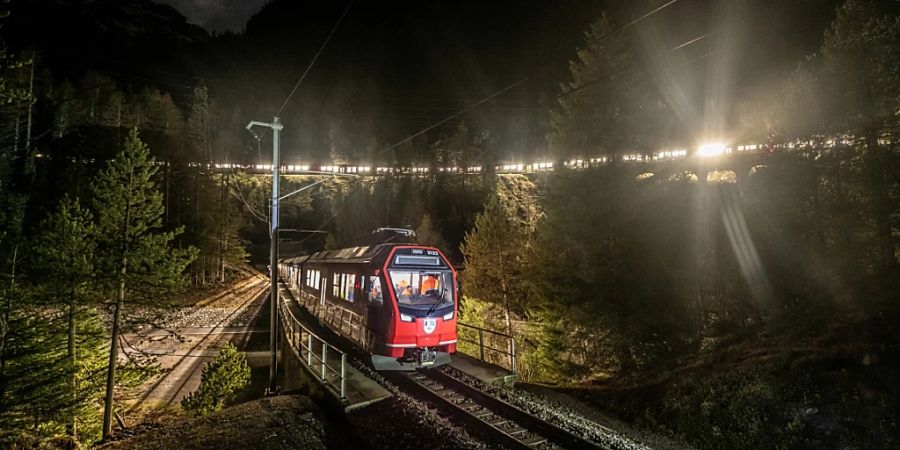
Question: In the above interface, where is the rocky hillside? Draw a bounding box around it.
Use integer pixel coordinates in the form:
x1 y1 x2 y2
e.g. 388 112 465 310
6 0 208 80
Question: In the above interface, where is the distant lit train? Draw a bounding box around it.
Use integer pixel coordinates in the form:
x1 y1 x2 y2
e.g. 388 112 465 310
279 243 458 370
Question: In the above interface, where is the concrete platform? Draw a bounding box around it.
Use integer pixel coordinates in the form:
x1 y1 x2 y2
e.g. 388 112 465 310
449 351 519 385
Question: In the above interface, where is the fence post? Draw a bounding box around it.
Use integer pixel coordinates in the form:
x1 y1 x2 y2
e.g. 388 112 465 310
340 353 347 399
321 343 327 380
307 333 313 367
510 337 517 373
478 329 485 361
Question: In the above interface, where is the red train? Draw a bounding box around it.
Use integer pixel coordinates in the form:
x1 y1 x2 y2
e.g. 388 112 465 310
280 243 458 370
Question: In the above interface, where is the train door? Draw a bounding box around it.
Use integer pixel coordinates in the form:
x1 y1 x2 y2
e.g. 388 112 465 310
365 273 389 350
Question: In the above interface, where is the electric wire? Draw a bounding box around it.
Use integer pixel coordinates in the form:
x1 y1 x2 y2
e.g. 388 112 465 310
556 32 711 100
373 1 694 159
377 77 528 155
275 0 355 117
288 177 366 248
588 0 680 43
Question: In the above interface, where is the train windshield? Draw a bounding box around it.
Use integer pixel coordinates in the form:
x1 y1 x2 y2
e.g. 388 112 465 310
388 270 454 312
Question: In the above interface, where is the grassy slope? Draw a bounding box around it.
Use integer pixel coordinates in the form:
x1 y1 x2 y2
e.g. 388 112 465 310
561 315 899 449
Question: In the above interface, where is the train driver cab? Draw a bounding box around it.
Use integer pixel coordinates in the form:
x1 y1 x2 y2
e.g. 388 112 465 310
391 271 454 316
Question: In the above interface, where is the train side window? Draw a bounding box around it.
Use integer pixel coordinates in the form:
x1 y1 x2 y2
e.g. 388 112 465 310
332 273 341 298
305 269 321 290
346 274 356 302
368 276 383 307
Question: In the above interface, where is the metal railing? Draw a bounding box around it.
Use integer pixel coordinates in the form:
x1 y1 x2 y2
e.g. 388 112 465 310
278 295 347 400
295 287 376 352
287 284 517 374
458 322 517 373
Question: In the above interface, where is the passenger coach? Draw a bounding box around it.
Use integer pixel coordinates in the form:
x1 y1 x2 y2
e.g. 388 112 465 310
280 243 458 370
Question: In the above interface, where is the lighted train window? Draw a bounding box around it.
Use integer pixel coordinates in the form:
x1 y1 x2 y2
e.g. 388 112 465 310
344 274 355 302
305 269 321 290
388 270 454 310
332 273 356 302
394 255 441 266
332 273 341 298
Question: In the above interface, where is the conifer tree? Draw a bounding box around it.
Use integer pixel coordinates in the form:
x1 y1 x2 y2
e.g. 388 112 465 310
91 128 196 439
818 0 900 271
460 181 534 336
180 342 250 416
32 196 97 439
548 13 668 160
415 213 448 254
0 48 33 398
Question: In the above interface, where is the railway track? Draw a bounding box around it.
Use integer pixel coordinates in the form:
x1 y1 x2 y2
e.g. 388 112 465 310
389 368 605 450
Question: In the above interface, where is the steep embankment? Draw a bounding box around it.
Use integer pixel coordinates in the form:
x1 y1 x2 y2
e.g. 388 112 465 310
565 317 900 449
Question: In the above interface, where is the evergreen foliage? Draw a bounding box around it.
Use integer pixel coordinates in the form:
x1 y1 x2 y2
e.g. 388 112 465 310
90 128 197 438
525 168 693 378
90 129 197 301
180 343 250 416
548 13 670 160
28 196 102 440
0 303 108 446
1 197 108 444
415 214 448 254
460 175 537 324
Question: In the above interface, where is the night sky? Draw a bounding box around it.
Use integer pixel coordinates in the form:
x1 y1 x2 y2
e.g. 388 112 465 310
156 0 268 33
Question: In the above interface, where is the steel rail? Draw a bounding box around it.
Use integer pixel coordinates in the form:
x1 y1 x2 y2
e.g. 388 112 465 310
390 369 606 449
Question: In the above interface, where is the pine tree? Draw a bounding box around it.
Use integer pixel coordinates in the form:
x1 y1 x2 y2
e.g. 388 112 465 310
180 343 250 416
1 196 108 443
415 213 448 254
91 128 197 439
31 196 97 439
460 179 535 337
548 12 668 160
0 48 33 409
818 0 900 272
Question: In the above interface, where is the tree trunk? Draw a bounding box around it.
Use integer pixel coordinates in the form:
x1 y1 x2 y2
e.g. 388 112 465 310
67 294 77 439
865 133 896 272
102 258 126 440
218 174 226 283
1 245 19 379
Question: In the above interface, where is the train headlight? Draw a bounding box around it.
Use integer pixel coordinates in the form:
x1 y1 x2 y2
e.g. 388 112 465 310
442 311 454 321
400 313 414 322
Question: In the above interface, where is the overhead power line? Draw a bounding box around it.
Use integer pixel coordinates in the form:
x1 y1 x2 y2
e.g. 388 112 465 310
590 0 680 43
671 32 711 51
557 32 711 100
378 77 529 155
275 0 355 117
373 1 689 158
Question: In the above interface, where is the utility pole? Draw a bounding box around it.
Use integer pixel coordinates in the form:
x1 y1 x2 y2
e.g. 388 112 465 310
26 50 35 152
246 117 283 394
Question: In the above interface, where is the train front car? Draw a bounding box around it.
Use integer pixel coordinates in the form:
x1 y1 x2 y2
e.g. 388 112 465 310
372 246 458 370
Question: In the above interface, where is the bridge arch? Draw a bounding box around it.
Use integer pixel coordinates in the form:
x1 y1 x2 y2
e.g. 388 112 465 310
748 164 768 177
707 170 737 184
668 171 699 183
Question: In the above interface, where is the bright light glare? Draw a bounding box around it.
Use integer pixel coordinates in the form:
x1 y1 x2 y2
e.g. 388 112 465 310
697 142 726 157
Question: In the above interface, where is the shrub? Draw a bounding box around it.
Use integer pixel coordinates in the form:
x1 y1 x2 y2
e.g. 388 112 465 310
181 343 250 416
